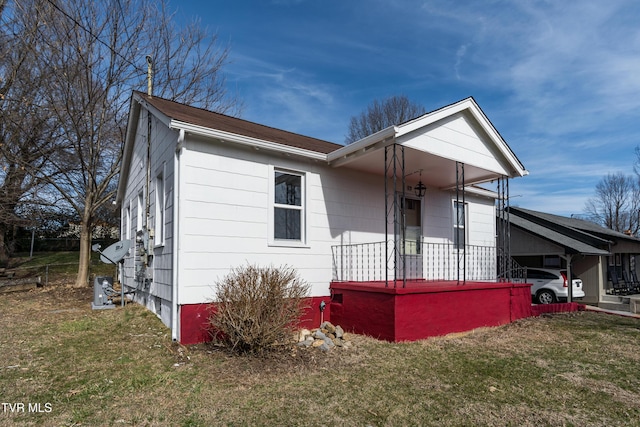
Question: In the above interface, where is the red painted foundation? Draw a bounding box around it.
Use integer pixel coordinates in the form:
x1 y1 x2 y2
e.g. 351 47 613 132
330 280 533 342
178 296 331 345
531 302 585 316
178 281 535 345
179 304 213 345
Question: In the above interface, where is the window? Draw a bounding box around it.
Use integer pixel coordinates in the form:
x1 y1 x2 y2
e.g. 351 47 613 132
543 255 561 268
137 193 144 231
273 170 304 242
124 204 131 240
527 269 560 280
453 201 466 250
155 169 165 246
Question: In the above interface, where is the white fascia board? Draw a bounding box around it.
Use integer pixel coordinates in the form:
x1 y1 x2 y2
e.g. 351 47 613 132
116 98 142 206
327 126 396 164
464 104 528 178
396 98 473 137
135 94 173 129
171 121 328 161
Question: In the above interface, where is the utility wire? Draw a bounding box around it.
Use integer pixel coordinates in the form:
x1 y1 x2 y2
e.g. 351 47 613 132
43 0 145 75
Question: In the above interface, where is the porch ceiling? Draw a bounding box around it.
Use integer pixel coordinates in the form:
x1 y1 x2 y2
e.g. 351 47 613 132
328 144 502 190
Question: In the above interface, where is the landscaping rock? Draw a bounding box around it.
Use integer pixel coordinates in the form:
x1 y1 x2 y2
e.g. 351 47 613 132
297 328 311 342
320 321 336 334
294 324 352 352
313 330 327 340
297 337 314 347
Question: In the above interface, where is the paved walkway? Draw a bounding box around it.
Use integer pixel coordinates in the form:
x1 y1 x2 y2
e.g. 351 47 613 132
583 304 640 319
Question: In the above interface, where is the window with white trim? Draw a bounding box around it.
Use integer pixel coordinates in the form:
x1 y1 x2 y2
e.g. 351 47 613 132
273 170 304 241
155 168 165 246
136 192 143 232
453 201 466 250
124 204 131 240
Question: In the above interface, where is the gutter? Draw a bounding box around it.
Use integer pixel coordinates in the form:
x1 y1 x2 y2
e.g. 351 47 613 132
171 121 328 162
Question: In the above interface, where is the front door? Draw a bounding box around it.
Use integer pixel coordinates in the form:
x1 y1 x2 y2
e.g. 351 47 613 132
397 195 423 280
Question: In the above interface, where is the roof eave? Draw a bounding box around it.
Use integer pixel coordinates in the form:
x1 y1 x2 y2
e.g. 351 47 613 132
327 126 396 164
171 120 328 161
115 97 141 206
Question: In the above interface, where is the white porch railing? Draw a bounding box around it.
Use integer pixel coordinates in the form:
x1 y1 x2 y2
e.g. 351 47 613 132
331 240 502 283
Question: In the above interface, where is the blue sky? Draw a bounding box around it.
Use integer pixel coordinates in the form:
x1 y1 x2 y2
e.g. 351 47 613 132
174 0 640 217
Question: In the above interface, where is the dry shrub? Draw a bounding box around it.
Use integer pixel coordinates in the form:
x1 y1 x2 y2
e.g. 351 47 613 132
208 264 310 355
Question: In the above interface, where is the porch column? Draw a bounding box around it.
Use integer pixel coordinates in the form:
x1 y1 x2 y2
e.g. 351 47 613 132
385 143 406 288
456 162 466 284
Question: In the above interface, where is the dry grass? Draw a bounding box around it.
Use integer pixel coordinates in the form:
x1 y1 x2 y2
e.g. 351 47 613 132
2 285 640 426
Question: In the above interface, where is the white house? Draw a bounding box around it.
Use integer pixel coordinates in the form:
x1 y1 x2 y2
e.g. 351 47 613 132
116 91 528 344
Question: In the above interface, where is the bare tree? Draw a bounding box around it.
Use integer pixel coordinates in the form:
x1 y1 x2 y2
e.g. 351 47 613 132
0 1 65 263
10 0 240 286
345 95 426 144
585 172 640 234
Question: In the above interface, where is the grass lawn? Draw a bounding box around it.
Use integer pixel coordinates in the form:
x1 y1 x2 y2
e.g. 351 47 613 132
1 284 640 426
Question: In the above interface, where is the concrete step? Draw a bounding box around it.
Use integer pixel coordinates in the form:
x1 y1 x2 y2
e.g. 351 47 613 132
601 294 631 303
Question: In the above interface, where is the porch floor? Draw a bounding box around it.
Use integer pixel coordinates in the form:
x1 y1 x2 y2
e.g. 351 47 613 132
329 279 533 342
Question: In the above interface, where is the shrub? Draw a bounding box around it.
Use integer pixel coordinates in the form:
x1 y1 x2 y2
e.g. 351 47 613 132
208 264 310 355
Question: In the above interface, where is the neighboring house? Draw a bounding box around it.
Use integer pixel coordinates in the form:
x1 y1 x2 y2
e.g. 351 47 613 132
60 222 120 240
506 207 640 308
116 92 528 344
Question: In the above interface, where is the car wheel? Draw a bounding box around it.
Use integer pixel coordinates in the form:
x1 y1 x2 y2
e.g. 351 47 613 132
537 289 556 304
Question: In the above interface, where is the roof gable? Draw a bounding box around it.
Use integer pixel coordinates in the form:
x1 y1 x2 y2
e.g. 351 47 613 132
508 214 609 255
506 206 640 256
396 97 526 177
509 207 640 243
326 97 527 188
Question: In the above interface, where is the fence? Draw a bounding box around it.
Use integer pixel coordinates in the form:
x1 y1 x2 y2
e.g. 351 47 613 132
331 240 503 283
11 238 117 253
0 260 116 287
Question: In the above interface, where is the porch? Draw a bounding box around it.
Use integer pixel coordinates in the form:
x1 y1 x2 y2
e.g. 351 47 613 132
329 279 532 342
322 98 530 341
329 240 531 342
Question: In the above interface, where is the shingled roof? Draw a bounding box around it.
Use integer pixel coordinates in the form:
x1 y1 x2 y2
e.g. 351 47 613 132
135 91 343 154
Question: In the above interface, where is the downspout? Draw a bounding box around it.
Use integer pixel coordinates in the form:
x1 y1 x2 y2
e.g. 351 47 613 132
171 129 184 341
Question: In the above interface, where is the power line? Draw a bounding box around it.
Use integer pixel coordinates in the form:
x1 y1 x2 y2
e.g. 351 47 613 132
43 0 145 75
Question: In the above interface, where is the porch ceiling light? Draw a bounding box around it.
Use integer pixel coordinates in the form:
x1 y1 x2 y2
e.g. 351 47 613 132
415 180 426 198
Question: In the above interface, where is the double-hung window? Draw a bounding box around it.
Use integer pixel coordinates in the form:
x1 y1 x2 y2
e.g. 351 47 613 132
273 169 304 243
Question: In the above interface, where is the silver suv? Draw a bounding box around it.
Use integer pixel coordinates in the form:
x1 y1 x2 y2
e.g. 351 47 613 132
526 268 585 304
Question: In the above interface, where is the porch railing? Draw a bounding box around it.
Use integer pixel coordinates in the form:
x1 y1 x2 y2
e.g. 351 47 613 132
331 240 504 283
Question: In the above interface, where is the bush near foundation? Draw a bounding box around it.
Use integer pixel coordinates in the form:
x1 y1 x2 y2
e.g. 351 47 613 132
208 264 310 355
